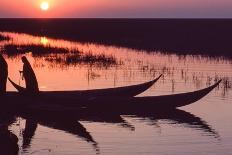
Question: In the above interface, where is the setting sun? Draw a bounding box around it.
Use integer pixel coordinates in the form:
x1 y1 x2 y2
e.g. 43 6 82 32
40 2 49 11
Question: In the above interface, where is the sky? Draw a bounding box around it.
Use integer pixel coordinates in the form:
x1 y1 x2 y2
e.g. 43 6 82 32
0 0 232 18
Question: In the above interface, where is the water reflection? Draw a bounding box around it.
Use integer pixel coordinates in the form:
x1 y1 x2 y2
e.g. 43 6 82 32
80 115 135 131
0 109 220 155
20 116 100 154
40 37 49 46
127 109 219 138
0 31 231 154
22 119 37 150
0 113 18 155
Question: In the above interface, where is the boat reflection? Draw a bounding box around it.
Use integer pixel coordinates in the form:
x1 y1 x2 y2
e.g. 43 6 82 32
80 114 135 131
126 109 219 138
20 115 100 154
0 108 220 155
22 119 37 150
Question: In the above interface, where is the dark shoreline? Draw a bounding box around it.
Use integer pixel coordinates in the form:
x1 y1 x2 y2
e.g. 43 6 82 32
0 18 232 58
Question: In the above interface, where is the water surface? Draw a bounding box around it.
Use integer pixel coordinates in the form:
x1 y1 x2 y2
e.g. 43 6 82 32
0 32 231 155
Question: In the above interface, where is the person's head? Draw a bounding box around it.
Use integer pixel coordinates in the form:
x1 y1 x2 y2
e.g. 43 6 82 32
21 56 28 64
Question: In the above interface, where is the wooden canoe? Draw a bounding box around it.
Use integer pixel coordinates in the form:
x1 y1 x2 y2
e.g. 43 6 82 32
7 74 162 98
6 80 221 114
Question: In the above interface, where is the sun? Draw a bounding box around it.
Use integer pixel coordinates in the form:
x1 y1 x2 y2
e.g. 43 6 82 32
40 2 49 11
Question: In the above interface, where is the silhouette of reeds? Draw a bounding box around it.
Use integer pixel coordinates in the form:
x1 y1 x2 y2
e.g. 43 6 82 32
0 34 10 41
45 52 117 67
3 44 118 66
2 44 74 57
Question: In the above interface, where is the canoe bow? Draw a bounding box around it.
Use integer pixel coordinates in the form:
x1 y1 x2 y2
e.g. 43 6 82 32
8 74 163 97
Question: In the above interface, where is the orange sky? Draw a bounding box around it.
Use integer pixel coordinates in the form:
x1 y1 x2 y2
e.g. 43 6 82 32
0 0 232 18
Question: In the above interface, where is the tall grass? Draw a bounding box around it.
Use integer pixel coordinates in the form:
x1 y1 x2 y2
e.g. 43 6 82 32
0 34 10 41
2 44 74 56
45 53 118 67
3 44 118 67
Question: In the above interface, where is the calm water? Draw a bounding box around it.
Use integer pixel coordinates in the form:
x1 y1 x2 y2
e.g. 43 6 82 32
0 32 232 155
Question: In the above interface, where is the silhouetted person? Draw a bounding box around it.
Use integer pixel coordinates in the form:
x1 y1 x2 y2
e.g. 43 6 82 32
0 54 8 94
22 56 39 93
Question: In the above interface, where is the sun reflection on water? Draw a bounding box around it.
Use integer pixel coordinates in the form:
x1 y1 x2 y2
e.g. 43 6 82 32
40 37 49 46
